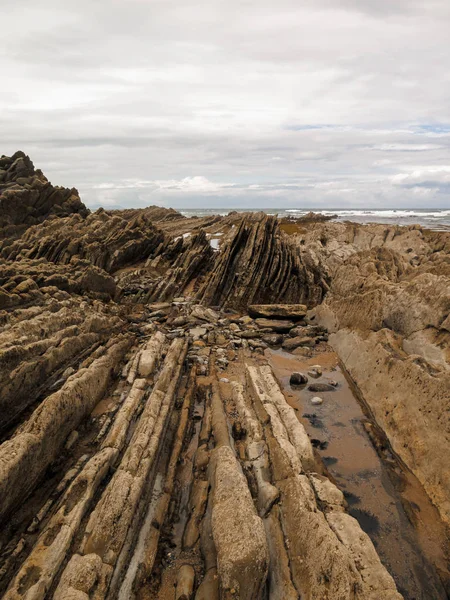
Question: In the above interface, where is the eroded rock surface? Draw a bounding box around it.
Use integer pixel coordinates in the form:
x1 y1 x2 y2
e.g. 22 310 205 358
0 155 447 599
291 221 450 526
0 152 88 239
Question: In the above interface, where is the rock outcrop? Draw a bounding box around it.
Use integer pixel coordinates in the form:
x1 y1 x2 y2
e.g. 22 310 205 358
295 222 450 526
0 152 88 238
0 295 404 599
198 213 327 309
1 155 447 599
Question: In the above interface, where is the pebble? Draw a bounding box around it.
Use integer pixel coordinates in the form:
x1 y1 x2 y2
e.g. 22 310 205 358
308 365 323 378
311 396 323 405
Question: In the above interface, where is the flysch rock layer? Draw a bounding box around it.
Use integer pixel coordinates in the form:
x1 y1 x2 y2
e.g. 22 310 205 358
0 152 446 598
0 151 88 239
298 221 450 526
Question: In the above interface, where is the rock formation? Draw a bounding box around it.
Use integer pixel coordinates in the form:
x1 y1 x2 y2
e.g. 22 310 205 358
0 152 88 238
0 153 448 599
293 221 450 527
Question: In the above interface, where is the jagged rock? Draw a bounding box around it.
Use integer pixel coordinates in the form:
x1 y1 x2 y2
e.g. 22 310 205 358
198 214 327 309
0 335 131 523
1 209 169 275
0 151 88 238
0 155 435 599
306 221 450 525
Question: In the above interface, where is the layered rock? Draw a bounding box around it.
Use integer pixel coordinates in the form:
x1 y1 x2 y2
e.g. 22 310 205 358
1 155 446 599
0 152 88 238
0 297 404 600
293 222 450 526
198 213 327 309
0 209 169 273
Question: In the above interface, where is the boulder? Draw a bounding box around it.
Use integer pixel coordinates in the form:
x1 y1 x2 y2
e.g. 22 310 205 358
249 304 307 319
290 372 308 385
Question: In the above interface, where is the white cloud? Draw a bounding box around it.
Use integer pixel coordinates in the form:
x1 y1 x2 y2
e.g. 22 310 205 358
392 166 450 186
1 0 449 208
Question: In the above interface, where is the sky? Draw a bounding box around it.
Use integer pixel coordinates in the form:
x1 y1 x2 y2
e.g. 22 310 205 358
1 0 450 210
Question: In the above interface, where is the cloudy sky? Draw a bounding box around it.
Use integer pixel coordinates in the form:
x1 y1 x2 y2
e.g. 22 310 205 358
1 0 450 209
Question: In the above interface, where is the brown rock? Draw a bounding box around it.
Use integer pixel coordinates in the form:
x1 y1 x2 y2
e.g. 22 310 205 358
255 318 295 332
262 333 284 346
249 304 307 319
282 336 316 351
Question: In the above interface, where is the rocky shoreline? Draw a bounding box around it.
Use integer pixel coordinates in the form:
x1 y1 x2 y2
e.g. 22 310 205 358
0 152 448 599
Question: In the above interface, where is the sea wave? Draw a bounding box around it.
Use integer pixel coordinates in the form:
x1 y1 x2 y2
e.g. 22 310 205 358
286 209 450 217
178 207 450 230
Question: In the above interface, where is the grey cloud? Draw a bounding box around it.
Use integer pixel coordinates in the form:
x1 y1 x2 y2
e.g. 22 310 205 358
1 0 450 209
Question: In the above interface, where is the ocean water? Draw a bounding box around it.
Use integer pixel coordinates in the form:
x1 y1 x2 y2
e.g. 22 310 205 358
179 208 450 230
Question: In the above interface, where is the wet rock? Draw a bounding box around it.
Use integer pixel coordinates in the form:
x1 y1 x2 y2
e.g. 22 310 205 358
308 382 336 392
289 372 308 385
308 365 323 378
